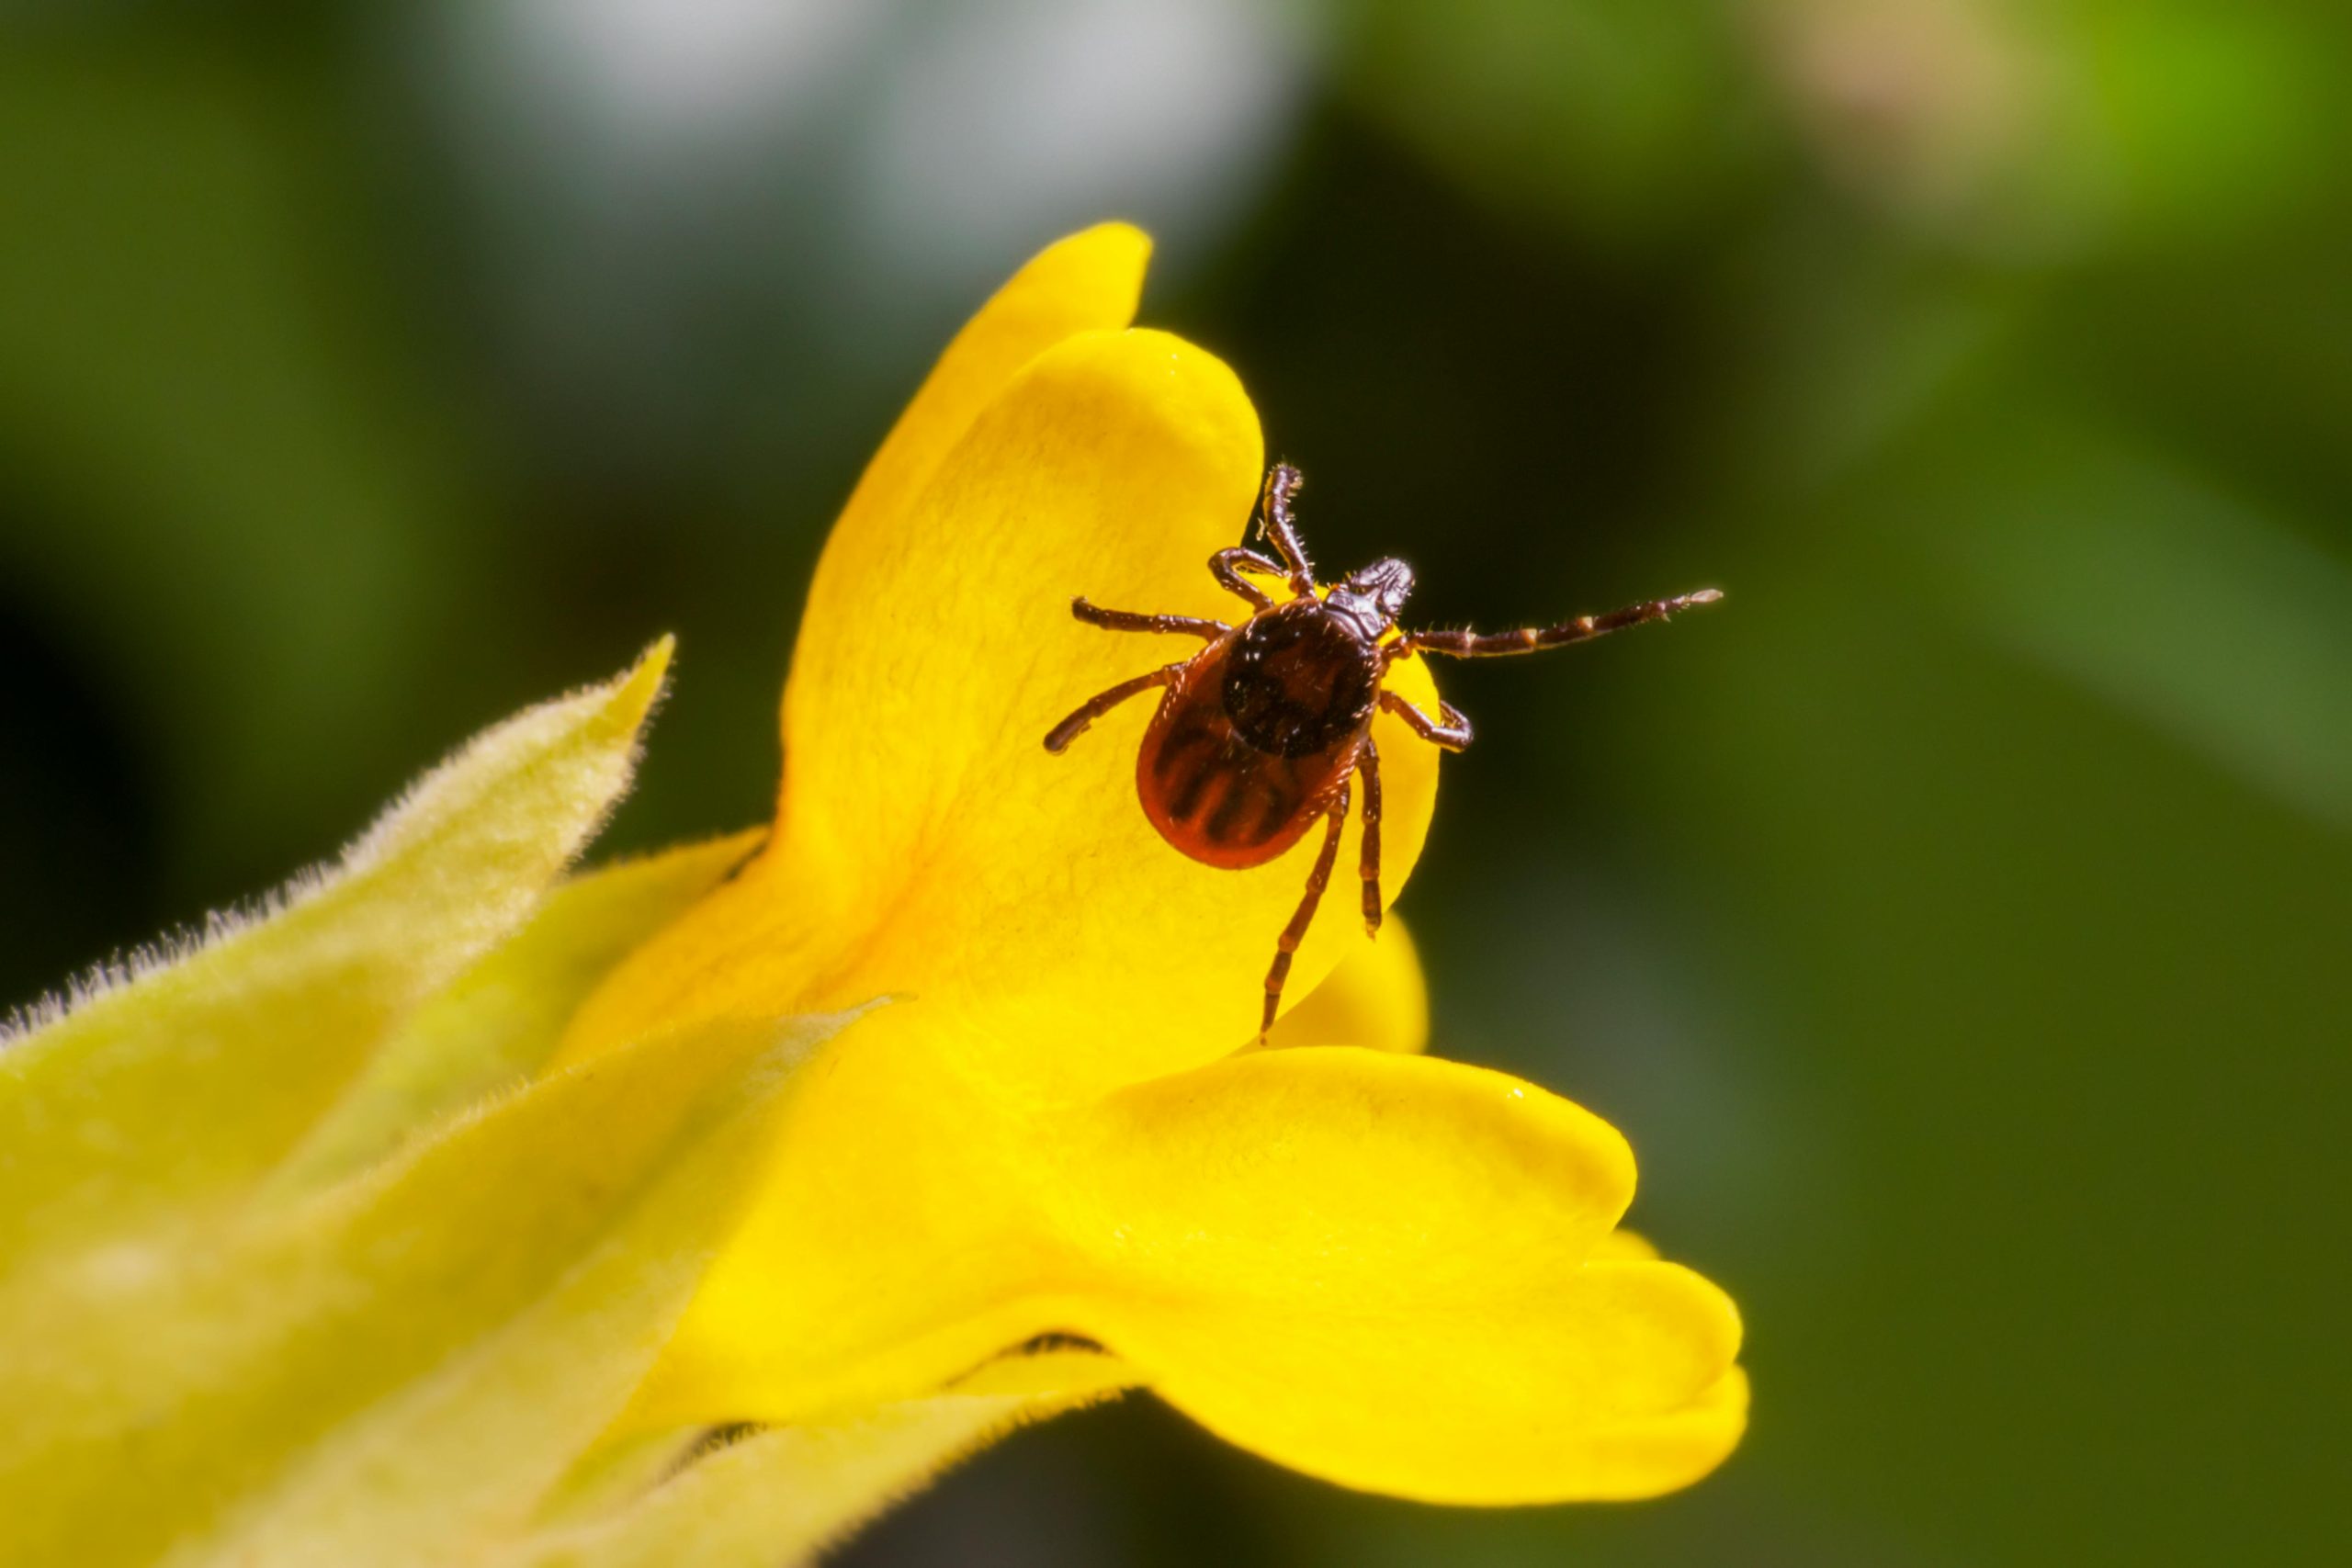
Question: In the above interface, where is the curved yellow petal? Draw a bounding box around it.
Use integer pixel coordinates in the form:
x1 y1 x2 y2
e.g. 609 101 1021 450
555 223 1150 1077
1056 1048 1636 1312
827 223 1150 557
1513 1364 1747 1502
1264 915 1429 1054
629 1044 1736 1502
625 1048 1721 1495
1049 1048 1741 1503
564 321 1447 1096
1109 1261 1744 1503
621 1010 1101 1431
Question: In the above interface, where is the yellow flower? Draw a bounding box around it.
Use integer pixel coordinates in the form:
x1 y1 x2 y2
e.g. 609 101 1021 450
0 223 1742 1568
555 223 1747 1506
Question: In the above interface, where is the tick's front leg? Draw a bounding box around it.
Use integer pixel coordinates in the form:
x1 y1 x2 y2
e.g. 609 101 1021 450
1255 463 1317 594
1357 739 1383 936
1210 547 1285 611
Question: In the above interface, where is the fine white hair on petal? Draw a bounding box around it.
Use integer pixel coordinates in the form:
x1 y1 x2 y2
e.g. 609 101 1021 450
1 652 666 1050
1 881 311 1047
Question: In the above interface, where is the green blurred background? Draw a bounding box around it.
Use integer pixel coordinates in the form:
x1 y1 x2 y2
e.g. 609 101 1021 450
4 2 2347 1563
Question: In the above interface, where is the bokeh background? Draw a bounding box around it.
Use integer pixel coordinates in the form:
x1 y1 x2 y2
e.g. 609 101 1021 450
5 3 2348 1564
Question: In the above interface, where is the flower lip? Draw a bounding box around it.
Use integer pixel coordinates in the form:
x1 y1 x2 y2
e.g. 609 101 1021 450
557 224 1746 1511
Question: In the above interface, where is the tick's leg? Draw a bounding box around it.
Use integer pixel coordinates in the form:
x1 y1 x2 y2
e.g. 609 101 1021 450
1254 463 1317 595
1071 597 1227 639
1403 588 1723 658
1378 688 1475 750
1357 739 1383 936
1261 778 1351 1039
1211 547 1283 611
1043 666 1174 753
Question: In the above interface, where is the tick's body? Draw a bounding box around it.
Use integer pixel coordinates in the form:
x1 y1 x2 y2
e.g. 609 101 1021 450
1046 464 1720 1036
1140 599 1380 870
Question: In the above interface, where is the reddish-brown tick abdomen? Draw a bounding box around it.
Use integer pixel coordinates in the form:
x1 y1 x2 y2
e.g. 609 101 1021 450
1135 602 1379 869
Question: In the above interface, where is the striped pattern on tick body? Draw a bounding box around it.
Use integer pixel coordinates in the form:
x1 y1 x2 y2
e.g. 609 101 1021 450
1136 625 1365 873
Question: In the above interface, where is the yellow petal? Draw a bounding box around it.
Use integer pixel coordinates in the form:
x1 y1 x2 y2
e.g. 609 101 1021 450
563 325 1448 1097
1057 1046 1634 1308
1107 1260 1743 1504
1052 1048 1742 1504
820 222 1150 567
1263 915 1429 1053
0 641 673 1270
1519 1364 1749 1502
622 1010 1070 1429
632 1043 1736 1507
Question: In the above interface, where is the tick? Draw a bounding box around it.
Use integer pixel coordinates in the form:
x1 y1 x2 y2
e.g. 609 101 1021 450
1045 463 1722 1037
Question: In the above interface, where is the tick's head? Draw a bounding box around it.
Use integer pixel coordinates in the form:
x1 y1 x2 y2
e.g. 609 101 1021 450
1328 557 1416 637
